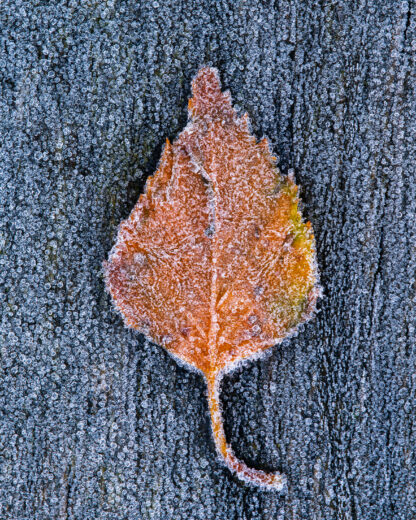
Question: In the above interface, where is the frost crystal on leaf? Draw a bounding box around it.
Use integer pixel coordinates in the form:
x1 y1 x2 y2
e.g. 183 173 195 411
104 67 320 490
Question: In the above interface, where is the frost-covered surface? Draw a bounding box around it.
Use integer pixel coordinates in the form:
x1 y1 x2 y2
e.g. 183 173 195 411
1 1 415 519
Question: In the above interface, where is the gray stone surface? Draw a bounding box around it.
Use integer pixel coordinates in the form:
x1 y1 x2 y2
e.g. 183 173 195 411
1 1 415 519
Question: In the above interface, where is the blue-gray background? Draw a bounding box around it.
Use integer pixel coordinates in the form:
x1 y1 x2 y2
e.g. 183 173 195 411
1 1 415 519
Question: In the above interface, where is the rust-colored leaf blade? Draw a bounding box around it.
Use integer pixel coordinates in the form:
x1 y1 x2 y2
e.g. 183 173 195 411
104 67 320 490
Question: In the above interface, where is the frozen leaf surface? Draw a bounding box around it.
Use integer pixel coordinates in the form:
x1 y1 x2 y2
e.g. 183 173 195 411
104 67 320 489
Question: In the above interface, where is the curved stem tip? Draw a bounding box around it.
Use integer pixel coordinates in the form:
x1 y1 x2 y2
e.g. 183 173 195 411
206 373 286 491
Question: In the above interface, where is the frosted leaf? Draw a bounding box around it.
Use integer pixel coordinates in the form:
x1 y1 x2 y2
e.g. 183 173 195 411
104 67 320 490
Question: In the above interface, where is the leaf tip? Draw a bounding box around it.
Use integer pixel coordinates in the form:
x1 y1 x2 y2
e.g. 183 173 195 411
192 66 222 97
189 66 232 119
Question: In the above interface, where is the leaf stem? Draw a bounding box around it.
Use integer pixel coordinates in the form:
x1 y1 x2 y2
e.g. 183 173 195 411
206 372 286 490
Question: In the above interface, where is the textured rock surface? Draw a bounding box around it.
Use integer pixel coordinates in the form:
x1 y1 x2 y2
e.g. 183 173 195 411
1 1 415 519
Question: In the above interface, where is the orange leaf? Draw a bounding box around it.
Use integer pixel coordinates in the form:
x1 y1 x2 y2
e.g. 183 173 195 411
104 67 320 490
